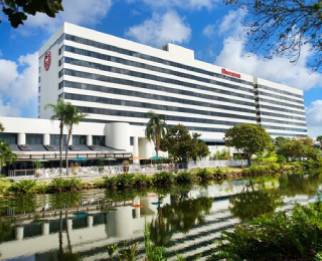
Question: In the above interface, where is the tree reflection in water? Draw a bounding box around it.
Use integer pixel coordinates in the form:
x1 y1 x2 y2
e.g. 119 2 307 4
229 185 282 221
150 191 212 246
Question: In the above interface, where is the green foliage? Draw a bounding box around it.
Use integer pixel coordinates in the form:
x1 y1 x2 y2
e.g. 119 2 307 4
275 136 321 163
161 124 209 163
213 202 322 261
175 171 195 185
9 180 37 194
0 178 12 195
196 168 213 183
145 111 167 157
317 136 322 147
119 243 138 261
144 224 167 261
48 178 82 193
0 141 17 169
229 188 282 221
212 149 232 160
225 124 272 164
152 172 174 187
242 163 281 176
1 0 63 28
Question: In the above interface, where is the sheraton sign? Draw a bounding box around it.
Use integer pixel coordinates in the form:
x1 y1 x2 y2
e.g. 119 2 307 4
221 68 241 78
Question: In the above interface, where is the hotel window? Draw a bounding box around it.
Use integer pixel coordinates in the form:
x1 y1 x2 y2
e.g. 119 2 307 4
0 133 18 145
72 135 87 145
26 134 43 145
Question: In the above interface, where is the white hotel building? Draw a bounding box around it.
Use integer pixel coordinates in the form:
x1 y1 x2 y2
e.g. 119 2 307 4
0 23 307 173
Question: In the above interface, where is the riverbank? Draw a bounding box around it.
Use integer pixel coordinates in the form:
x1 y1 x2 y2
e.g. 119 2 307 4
0 161 313 196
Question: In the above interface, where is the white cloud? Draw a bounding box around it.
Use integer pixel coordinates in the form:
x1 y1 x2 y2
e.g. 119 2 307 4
22 0 112 32
126 11 191 47
130 0 218 10
219 8 247 34
0 52 38 117
306 100 322 138
215 9 322 90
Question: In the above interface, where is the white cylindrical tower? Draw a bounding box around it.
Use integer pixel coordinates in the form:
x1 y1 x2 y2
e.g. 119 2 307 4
105 122 131 151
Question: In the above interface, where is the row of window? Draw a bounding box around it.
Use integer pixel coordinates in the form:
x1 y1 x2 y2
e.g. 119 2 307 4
63 92 257 122
65 34 254 87
60 69 256 107
63 57 256 101
258 97 304 110
64 45 254 94
257 90 303 105
61 80 256 114
0 133 105 146
258 104 305 117
259 117 306 127
261 124 307 133
258 84 303 99
259 111 305 121
74 105 256 126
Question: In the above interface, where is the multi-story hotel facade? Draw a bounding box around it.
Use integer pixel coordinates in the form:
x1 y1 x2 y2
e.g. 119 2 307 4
0 23 307 173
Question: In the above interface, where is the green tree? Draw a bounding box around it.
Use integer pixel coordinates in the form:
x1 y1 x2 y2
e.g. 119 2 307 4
46 100 67 175
161 124 209 165
225 124 272 165
225 0 322 70
190 133 209 162
0 0 63 28
317 136 322 148
0 141 16 174
64 105 86 175
0 123 16 174
145 112 167 158
275 137 320 162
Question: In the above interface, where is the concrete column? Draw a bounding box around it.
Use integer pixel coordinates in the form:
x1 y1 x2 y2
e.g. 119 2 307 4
44 134 50 146
68 136 73 146
86 135 93 146
67 219 73 231
16 226 24 240
133 136 139 164
18 133 26 145
42 222 50 235
87 215 94 227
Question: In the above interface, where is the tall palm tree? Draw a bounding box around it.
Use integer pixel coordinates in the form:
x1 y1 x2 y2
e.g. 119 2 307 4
46 100 68 175
64 105 86 175
145 112 167 158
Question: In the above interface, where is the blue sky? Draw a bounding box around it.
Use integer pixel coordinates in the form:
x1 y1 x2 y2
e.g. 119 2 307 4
0 0 321 136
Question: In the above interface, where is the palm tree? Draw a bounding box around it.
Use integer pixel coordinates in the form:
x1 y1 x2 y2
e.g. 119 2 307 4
46 100 68 175
145 112 167 158
0 142 16 174
64 105 85 175
0 123 4 132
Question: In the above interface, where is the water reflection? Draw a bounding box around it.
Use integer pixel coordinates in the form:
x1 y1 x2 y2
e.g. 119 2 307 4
0 174 320 260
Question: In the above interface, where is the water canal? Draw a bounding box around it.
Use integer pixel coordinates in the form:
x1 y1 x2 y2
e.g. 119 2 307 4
0 173 321 260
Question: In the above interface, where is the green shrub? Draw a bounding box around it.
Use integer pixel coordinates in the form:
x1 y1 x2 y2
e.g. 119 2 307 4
152 172 174 187
175 171 195 185
0 178 12 195
133 174 151 189
49 178 82 192
105 174 137 190
196 168 213 183
213 202 322 261
9 180 37 194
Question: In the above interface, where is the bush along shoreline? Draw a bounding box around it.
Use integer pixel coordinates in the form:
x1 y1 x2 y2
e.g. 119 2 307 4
0 161 320 196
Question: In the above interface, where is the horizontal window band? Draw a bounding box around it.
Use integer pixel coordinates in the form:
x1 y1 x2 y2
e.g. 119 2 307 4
61 69 256 107
259 111 305 121
63 56 255 100
259 105 305 116
257 91 303 105
65 34 254 87
65 101 258 125
63 92 256 121
61 80 256 114
258 84 303 99
64 45 254 95
261 125 307 133
259 118 306 127
258 98 304 110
